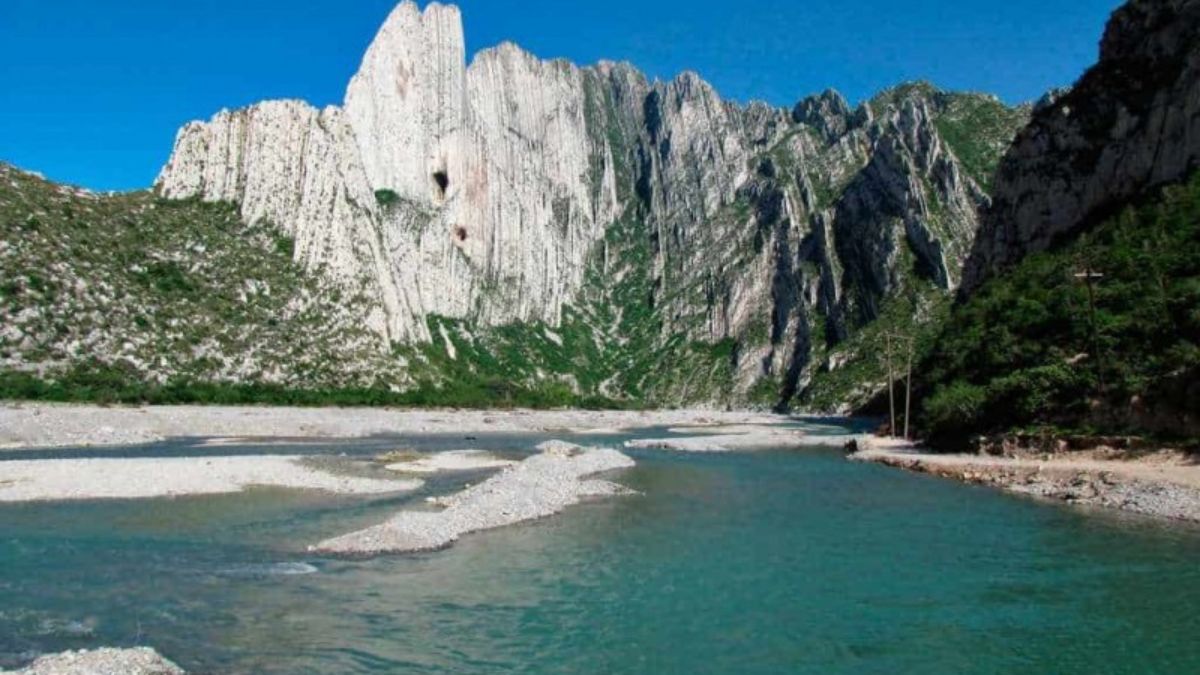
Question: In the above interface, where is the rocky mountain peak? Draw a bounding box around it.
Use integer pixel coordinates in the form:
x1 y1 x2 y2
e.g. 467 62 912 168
963 0 1200 292
345 0 467 203
792 89 853 141
151 1 1028 407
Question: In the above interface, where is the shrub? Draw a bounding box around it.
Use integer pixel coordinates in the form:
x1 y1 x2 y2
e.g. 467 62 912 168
923 380 987 442
142 261 195 294
274 235 296 259
374 189 400 207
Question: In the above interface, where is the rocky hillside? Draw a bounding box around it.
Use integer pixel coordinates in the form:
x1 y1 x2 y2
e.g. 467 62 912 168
918 0 1200 444
963 0 1200 292
4 1 1029 409
0 163 404 399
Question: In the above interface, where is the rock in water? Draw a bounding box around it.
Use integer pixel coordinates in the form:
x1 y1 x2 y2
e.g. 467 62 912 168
2 647 185 675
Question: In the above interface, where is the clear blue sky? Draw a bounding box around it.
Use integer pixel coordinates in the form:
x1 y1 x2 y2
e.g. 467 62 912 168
0 0 1122 192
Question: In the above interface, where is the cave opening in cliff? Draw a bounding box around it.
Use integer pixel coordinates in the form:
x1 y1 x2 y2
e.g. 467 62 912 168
433 170 450 199
454 226 468 243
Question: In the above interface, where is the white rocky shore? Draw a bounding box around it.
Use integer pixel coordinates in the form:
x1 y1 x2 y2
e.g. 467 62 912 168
0 404 786 450
0 456 421 503
0 648 183 675
313 441 635 555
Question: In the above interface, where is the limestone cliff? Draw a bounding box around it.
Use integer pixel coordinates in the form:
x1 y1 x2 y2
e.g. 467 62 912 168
158 3 621 343
151 1 1027 409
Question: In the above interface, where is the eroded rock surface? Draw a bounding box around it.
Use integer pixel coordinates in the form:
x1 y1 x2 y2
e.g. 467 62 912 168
149 2 1028 408
963 0 1200 291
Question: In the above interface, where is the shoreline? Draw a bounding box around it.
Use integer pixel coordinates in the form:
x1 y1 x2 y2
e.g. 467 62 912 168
0 403 797 451
0 455 421 503
852 438 1200 524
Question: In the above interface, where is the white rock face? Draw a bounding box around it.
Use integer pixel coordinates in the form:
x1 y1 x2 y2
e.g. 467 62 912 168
345 2 468 204
158 2 622 341
156 100 400 337
153 1 1015 407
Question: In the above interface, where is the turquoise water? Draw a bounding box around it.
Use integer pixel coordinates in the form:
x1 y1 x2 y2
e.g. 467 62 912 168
2 425 1199 674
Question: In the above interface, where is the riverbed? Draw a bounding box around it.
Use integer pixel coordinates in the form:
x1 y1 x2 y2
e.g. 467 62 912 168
2 422 1199 673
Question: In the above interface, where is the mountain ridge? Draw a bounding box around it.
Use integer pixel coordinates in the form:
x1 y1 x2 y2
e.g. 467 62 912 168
4 1 1030 410
917 0 1200 444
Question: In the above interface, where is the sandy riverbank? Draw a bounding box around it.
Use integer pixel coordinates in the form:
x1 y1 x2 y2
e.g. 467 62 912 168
0 648 184 675
853 438 1200 523
313 441 635 555
0 456 422 503
0 403 788 450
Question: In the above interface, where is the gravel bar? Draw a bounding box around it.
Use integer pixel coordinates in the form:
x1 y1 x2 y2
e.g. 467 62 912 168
0 456 422 503
0 404 788 451
1 648 184 675
313 441 635 555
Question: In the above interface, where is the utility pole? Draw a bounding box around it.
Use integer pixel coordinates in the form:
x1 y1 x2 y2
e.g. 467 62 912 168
882 330 916 441
904 336 914 441
1074 264 1106 394
884 332 896 439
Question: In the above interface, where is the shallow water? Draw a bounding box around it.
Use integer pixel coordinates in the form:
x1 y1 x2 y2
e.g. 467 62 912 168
2 421 1199 673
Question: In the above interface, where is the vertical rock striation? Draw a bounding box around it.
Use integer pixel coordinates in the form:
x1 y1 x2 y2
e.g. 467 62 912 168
157 1 1026 407
159 3 635 342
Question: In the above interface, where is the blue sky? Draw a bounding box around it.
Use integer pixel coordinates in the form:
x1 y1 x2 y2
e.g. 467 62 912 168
0 0 1122 192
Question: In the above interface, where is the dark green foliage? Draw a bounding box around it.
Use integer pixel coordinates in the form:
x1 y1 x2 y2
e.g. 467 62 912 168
934 95 1029 191
0 363 631 410
140 261 195 295
921 380 987 438
919 173 1200 446
274 234 296 259
374 189 400 207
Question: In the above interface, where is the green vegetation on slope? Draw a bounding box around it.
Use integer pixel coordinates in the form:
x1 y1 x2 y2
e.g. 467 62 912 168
869 82 1029 191
0 165 642 409
393 211 740 408
918 173 1200 446
933 95 1030 191
799 281 949 414
0 164 404 399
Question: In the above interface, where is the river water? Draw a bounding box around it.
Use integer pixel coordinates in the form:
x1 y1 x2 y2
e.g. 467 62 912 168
1 421 1198 673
